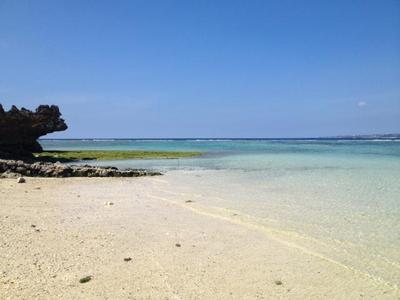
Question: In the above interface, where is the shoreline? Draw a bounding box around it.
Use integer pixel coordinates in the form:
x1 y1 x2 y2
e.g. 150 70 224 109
0 148 202 178
1 175 397 299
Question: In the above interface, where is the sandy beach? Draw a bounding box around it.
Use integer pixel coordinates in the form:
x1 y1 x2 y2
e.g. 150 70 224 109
0 176 398 299
2 0 399 298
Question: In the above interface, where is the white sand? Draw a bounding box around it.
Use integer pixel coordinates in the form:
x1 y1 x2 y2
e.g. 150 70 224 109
0 176 398 299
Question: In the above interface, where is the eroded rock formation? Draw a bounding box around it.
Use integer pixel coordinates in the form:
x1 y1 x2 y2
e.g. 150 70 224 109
0 104 67 158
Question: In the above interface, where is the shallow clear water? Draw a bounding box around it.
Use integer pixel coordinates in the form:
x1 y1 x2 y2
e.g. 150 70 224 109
40 139 400 288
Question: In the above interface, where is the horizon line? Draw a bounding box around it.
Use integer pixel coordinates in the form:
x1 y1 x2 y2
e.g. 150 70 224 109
40 135 400 141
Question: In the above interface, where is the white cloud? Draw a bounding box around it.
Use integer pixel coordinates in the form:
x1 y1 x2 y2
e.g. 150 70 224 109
357 101 367 108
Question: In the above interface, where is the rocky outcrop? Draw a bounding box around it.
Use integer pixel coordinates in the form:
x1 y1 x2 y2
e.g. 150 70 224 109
0 159 162 178
0 104 67 158
0 104 163 178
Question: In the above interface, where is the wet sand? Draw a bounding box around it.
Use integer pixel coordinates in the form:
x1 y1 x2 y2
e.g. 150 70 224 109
0 176 398 299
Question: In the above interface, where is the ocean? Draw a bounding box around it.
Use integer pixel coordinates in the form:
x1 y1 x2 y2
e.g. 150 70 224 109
40 138 400 288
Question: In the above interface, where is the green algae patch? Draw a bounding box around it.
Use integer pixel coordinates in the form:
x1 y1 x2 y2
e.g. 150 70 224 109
34 150 202 162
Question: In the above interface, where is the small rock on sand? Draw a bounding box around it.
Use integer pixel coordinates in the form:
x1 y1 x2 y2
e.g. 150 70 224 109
274 280 283 285
124 257 132 262
105 201 114 206
17 177 26 183
175 243 181 247
79 276 92 283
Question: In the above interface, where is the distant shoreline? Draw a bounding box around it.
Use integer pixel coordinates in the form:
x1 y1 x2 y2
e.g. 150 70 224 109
40 135 400 141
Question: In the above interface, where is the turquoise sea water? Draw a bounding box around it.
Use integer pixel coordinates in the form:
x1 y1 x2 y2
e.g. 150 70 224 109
40 138 400 170
40 139 400 289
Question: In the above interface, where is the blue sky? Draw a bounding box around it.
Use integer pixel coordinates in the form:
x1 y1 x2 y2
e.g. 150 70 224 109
0 0 399 138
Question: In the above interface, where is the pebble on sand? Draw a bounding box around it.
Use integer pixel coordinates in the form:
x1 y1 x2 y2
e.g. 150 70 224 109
274 280 283 285
105 201 114 206
79 276 92 283
17 177 26 183
124 257 132 262
175 243 181 247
